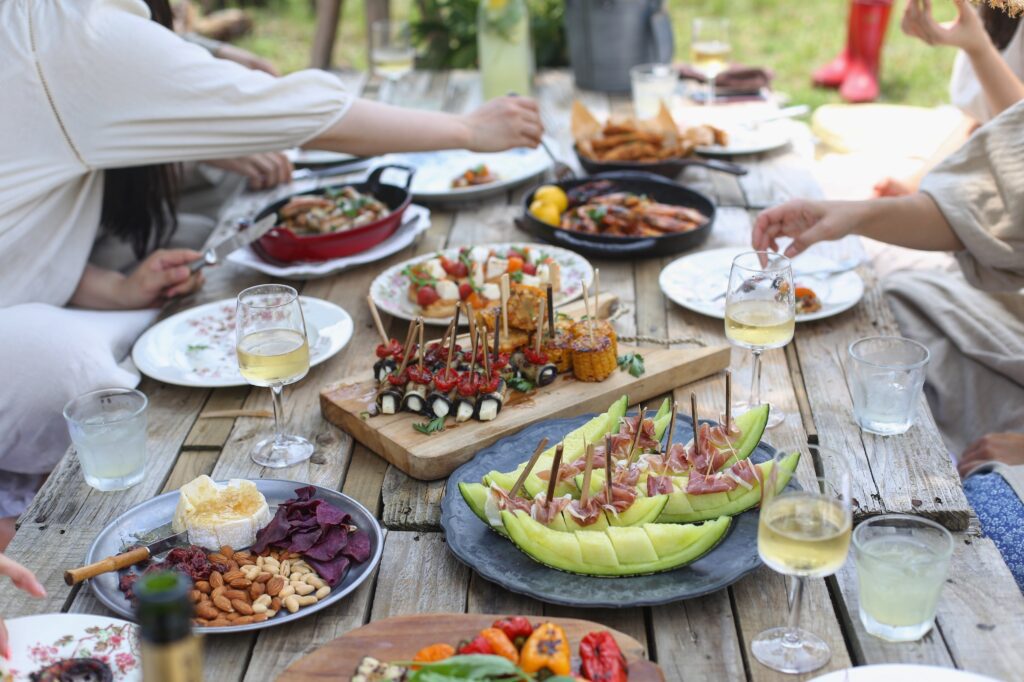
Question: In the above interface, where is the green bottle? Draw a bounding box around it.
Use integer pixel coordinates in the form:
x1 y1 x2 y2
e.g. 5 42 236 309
136 571 203 682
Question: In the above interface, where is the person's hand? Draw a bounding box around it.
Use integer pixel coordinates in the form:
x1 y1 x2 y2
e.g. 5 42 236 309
205 152 294 190
1 553 46 659
753 200 865 258
214 44 279 76
119 249 206 308
873 176 916 197
958 432 1024 477
901 0 989 54
462 96 544 152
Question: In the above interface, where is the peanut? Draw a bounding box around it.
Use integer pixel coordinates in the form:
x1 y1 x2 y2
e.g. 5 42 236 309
254 594 272 607
252 602 268 614
295 595 317 607
195 602 220 620
240 565 259 580
278 584 295 599
292 582 314 596
231 599 254 616
315 585 330 600
304 575 324 589
195 580 211 594
213 595 234 613
279 560 291 576
256 556 264 568
289 572 303 582
266 576 285 596
223 589 248 602
229 577 251 589
209 571 224 589
283 595 299 614
266 609 277 618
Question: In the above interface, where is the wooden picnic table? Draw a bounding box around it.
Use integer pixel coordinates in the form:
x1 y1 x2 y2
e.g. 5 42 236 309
5 70 1023 681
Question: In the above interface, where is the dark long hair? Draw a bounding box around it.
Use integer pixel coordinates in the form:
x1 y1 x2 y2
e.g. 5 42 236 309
982 3 1022 51
99 0 180 259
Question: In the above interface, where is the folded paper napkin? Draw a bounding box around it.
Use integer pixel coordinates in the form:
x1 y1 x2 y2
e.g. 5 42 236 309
677 64 775 95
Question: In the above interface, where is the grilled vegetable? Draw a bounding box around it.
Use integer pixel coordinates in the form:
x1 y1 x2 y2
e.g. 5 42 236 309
478 627 519 664
412 643 455 669
519 622 571 676
491 616 534 648
579 631 628 682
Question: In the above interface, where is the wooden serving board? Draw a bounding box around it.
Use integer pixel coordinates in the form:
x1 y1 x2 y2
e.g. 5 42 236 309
277 613 665 681
321 343 729 480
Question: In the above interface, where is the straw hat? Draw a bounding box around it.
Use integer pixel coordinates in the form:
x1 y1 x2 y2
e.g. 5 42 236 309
974 0 1024 17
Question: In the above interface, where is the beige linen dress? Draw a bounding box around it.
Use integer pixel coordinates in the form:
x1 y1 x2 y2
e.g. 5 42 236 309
885 100 1024 454
0 0 353 516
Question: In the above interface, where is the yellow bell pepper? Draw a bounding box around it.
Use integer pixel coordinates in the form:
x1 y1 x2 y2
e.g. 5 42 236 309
518 622 571 676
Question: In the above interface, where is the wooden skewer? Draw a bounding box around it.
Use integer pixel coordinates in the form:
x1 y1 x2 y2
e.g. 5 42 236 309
725 369 733 430
366 295 389 345
467 314 478 373
545 443 564 513
481 326 490 376
417 320 425 370
492 305 502 368
605 434 614 502
394 319 419 377
582 280 592 320
627 406 646 464
546 284 555 340
664 401 678 452
534 301 545 353
593 268 600 320
691 391 701 467
509 437 549 498
500 273 510 338
580 442 595 507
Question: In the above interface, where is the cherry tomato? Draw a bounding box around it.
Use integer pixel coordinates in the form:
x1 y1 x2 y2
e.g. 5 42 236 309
417 285 440 307
441 257 468 278
522 262 537 276
458 282 474 300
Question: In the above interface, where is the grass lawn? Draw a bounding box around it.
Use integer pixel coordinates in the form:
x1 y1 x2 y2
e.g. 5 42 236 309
236 0 962 109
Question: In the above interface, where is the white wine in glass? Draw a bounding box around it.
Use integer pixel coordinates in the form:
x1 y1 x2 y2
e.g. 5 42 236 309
752 444 852 674
371 20 416 103
236 284 313 468
691 17 731 104
724 252 795 429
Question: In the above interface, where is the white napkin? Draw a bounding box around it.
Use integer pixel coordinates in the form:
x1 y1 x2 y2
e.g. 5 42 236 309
226 204 431 280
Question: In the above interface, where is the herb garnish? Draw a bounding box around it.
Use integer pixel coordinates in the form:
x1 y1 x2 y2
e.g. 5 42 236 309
413 416 447 434
186 344 209 352
507 376 535 393
617 353 646 377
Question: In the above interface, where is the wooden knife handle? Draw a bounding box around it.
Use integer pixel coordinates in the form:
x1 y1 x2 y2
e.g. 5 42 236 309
64 546 151 586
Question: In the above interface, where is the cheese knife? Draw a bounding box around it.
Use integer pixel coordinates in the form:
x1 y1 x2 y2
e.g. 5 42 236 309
188 213 278 273
64 530 189 586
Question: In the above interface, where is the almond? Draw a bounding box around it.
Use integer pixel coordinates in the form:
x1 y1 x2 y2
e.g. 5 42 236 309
233 550 251 561
195 580 211 594
219 545 235 560
211 586 226 602
227 560 240 572
266 576 285 596
208 617 231 627
189 590 202 603
249 582 264 600
252 613 268 623
270 597 281 611
209 572 224 589
229 577 252 589
234 615 254 625
208 553 229 565
231 599 254 615
223 569 244 583
224 589 248 601
255 572 272 584
195 603 219 620
213 595 234 613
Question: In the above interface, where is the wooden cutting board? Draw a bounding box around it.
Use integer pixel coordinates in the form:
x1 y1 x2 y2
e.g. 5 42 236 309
321 343 729 480
277 613 665 681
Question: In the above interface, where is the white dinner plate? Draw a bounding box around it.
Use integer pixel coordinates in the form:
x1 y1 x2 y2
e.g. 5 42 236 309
370 243 593 326
226 204 431 280
659 246 864 323
0 614 142 681
287 148 361 167
132 297 353 387
389 146 551 203
810 664 998 682
696 121 792 156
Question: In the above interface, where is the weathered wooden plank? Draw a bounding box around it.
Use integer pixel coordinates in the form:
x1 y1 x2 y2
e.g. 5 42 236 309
184 386 252 450
369 531 471 619
381 465 446 531
465 573 544 617
341 444 389 517
650 592 746 682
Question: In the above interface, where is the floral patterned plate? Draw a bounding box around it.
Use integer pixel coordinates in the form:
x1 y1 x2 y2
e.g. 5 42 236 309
131 297 353 388
370 242 594 326
0 614 140 682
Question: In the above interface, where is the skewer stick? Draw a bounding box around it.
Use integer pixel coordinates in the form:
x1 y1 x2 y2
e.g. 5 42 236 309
467 314 478 373
366 295 389 345
725 369 733 430
492 305 502 368
394 318 419 376
500 273 510 339
534 302 544 353
690 392 701 467
509 437 549 498
580 442 595 507
545 443 564 514
627 406 647 464
481 326 490 376
605 434 614 502
593 269 600 320
444 320 456 373
664 401 678 453
546 284 555 340
417 320 425 370
582 280 592 320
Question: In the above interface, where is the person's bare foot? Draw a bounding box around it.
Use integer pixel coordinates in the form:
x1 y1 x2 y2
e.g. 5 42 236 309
959 433 1024 477
0 517 16 552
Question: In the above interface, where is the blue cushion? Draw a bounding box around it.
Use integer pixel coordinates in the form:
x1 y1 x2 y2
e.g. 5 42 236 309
964 471 1024 591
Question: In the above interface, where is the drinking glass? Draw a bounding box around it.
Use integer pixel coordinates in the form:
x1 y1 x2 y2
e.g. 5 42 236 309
63 388 148 491
853 514 953 642
630 63 678 119
753 444 852 674
691 17 731 104
724 251 795 429
235 284 313 468
371 19 415 102
847 336 930 435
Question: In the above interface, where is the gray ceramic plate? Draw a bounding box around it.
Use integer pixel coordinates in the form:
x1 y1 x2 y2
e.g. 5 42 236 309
441 413 792 608
85 480 383 633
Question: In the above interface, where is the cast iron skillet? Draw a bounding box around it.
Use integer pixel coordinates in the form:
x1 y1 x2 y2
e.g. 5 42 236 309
517 171 716 260
575 145 747 179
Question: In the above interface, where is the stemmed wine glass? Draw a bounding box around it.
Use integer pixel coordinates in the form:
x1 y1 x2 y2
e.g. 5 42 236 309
235 284 313 468
371 20 415 103
691 17 732 105
753 443 852 673
724 251 795 429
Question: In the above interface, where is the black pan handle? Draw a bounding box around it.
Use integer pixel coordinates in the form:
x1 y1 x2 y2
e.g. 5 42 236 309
685 157 748 175
548 228 657 257
366 164 416 193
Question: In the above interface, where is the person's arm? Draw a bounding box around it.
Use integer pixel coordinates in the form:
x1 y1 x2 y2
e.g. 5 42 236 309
752 194 965 258
305 96 543 156
0 553 46 659
70 250 205 310
958 433 1024 477
902 0 1024 116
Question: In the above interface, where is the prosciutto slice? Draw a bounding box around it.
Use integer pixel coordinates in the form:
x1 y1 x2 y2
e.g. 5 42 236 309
535 460 583 483
489 484 532 513
685 469 739 495
595 482 638 514
642 442 691 475
530 493 572 524
647 475 675 496
566 496 604 526
613 462 642 488
620 416 660 452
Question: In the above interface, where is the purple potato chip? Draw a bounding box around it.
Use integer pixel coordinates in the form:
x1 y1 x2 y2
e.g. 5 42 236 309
250 509 292 554
286 528 323 553
305 555 350 587
315 502 350 527
304 525 350 562
341 531 372 563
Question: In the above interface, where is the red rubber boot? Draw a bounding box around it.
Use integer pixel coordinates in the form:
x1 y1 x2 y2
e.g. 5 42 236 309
812 2 856 88
840 0 894 103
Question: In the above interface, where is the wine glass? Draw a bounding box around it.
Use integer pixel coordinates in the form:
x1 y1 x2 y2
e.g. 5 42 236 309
235 284 313 468
691 17 731 105
371 20 415 102
753 444 852 673
724 251 795 429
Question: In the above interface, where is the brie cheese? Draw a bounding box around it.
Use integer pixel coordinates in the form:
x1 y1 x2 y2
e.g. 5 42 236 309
171 476 272 550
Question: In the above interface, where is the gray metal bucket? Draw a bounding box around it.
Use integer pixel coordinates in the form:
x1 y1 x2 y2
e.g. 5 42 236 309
565 0 675 93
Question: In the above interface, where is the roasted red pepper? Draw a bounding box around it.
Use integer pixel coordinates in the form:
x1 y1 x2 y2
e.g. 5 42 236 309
481 372 502 393
433 368 460 392
375 339 403 359
387 370 409 386
407 365 433 385
579 631 627 682
491 616 533 648
457 634 494 655
524 348 549 365
491 351 510 370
